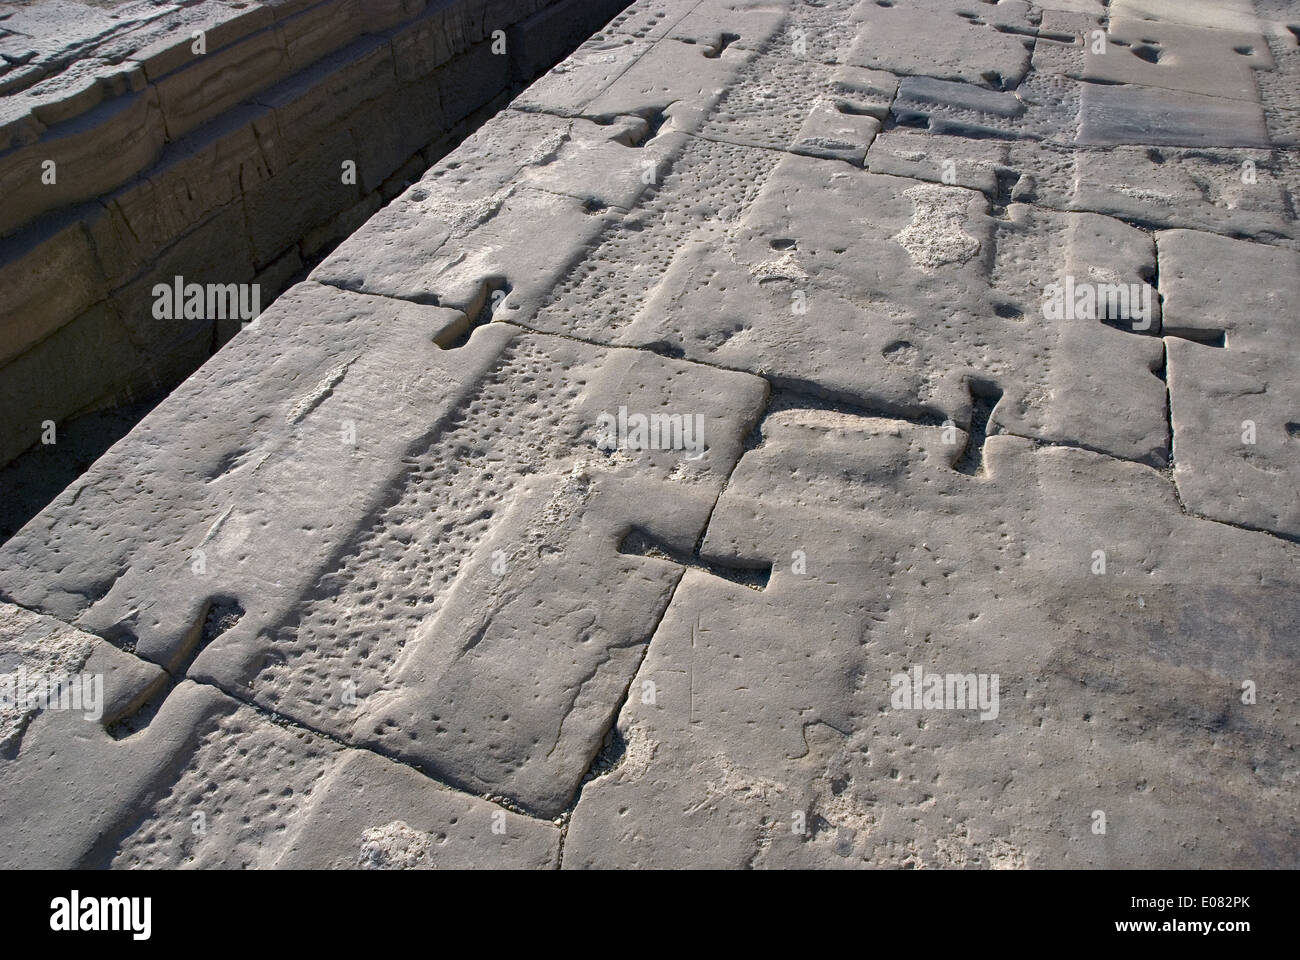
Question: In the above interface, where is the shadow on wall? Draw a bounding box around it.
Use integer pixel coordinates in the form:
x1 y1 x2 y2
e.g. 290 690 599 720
0 399 161 543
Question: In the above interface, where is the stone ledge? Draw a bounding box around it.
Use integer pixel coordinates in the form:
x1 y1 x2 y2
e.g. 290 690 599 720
0 0 632 466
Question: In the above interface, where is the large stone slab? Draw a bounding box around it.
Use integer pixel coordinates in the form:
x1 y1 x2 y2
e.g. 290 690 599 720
4 656 558 868
1079 82 1271 148
107 685 561 869
846 0 1036 90
1110 0 1259 33
1160 229 1300 540
1167 340 1300 541
565 414 1300 867
866 127 1297 244
524 150 1167 464
0 279 768 819
1158 228 1300 349
1082 17 1272 103
274 751 560 869
0 281 486 655
310 108 677 312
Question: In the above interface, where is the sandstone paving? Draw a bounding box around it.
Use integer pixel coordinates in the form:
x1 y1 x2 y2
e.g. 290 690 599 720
565 415 1300 868
1080 16 1274 103
846 0 1038 90
1159 229 1300 540
0 0 637 469
0 274 766 821
3 660 559 868
1 0 1299 869
604 155 1169 465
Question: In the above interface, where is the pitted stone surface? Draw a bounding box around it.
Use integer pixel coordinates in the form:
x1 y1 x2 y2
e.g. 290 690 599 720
2 0 1298 870
1159 230 1300 540
0 0 636 467
565 418 1299 868
847 0 1037 90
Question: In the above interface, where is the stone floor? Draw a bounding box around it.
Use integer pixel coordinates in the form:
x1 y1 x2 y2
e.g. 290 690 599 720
1 0 1298 868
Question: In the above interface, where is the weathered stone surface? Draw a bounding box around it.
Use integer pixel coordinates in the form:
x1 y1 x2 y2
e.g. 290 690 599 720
0 598 173 868
1167 340 1300 540
0 276 767 819
3 0 1298 872
3 652 557 868
274 752 560 869
0 0 633 469
1160 229 1300 540
512 36 651 115
1112 0 1260 32
1082 17 1273 102
566 419 1299 868
86 104 275 287
0 83 166 237
1 600 163 758
582 33 758 133
0 216 108 366
1158 228 1300 347
1070 144 1294 239
1079 83 1272 148
336 341 764 814
251 32 397 161
866 129 1298 244
151 21 290 141
520 150 1167 465
0 281 483 646
847 0 1035 89
310 108 673 310
1069 12 1277 148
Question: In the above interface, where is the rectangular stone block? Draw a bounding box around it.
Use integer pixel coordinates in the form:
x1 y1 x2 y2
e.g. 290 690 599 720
0 217 108 367
1079 82 1271 147
109 202 257 358
1082 16 1271 102
255 33 397 163
243 124 363 267
90 105 273 286
273 0 364 72
133 3 278 83
153 24 290 141
0 85 166 238
566 412 1300 867
1167 340 1300 540
847 0 1034 89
